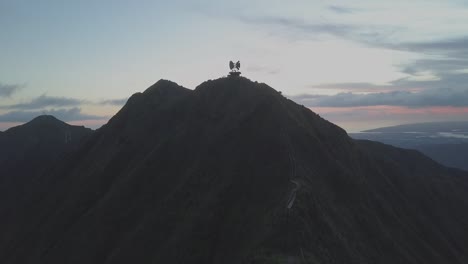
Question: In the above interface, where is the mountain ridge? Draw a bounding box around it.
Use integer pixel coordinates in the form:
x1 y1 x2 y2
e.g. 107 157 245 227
1 77 467 263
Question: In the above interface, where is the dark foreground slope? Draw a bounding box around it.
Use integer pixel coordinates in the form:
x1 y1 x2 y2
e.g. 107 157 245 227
1 78 468 264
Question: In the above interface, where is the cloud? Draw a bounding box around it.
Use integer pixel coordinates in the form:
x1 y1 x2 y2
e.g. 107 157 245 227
239 15 357 37
290 87 468 108
328 5 356 14
231 9 468 56
0 83 23 97
400 59 465 77
396 36 468 56
303 36 468 106
392 37 468 82
309 82 400 93
0 108 106 122
238 13 468 109
237 12 468 63
1 95 88 110
245 65 280 75
234 14 385 42
311 105 468 132
298 63 468 108
313 82 391 89
209 7 468 130
99 98 128 106
1 94 130 110
235 12 400 46
384 36 468 79
310 71 468 92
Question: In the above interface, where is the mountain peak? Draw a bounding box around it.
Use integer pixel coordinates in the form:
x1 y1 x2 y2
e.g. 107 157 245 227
196 76 273 94
143 79 190 97
4 115 92 137
13 115 68 131
30 114 62 123
110 77 343 139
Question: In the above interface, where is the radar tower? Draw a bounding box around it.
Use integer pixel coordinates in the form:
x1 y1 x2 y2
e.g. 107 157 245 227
228 60 241 77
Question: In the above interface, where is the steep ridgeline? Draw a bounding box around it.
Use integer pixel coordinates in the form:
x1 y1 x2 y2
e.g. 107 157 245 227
0 116 93 212
1 78 467 264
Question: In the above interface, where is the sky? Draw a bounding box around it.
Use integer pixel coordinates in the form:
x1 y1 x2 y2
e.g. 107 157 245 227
1 0 468 132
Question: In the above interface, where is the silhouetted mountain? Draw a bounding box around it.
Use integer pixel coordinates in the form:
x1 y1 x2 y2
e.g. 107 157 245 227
0 115 93 215
1 78 468 264
0 115 93 176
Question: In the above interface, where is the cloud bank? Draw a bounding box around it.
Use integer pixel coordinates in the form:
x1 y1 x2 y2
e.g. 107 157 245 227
1 95 88 110
327 5 356 14
0 108 106 122
0 83 23 98
99 98 128 106
291 87 468 108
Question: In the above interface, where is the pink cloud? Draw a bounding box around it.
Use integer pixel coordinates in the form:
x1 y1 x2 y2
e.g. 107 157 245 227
313 106 468 116
311 106 468 132
69 119 108 129
0 122 22 131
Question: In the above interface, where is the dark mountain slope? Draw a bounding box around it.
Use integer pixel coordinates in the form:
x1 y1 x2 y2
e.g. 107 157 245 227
1 78 468 264
355 140 468 259
415 143 468 171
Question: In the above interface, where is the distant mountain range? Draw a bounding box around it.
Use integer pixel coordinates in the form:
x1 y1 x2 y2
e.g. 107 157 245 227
363 121 468 133
1 78 467 263
351 121 468 171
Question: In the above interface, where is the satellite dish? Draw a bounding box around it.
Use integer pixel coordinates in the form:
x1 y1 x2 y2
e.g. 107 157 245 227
228 60 242 77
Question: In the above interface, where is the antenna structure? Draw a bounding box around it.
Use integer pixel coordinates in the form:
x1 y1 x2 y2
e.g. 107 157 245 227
228 60 241 77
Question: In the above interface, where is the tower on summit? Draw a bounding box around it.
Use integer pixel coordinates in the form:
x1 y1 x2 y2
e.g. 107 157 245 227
228 61 241 77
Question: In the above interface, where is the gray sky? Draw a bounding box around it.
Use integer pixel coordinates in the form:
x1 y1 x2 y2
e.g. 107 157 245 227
1 0 468 132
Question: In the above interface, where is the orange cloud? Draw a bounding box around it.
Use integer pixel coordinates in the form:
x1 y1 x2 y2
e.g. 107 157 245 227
313 106 468 116
311 106 468 132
